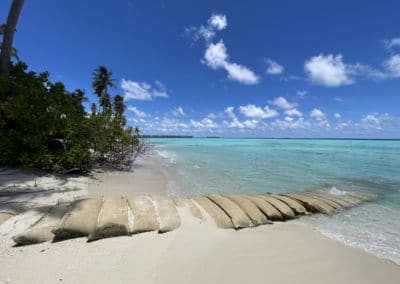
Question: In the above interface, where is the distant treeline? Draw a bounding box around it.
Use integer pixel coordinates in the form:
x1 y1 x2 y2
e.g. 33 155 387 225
142 135 194 138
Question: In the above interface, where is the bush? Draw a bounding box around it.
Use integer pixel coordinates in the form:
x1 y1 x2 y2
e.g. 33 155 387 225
0 62 144 172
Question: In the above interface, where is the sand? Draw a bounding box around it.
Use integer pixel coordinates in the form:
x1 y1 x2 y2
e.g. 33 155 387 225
0 154 399 283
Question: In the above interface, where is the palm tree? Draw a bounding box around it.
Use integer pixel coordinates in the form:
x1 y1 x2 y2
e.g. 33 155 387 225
92 66 115 112
0 0 25 77
113 95 126 126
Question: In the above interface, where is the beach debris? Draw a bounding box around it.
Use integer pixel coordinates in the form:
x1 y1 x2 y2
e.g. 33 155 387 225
207 194 253 229
193 196 233 229
150 195 181 233
226 195 272 226
243 195 284 221
269 194 308 215
174 198 203 220
88 197 130 241
128 195 159 233
53 197 103 240
1 189 373 246
259 196 296 219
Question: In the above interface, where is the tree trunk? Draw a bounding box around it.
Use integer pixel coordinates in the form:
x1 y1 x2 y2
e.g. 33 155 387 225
0 0 25 77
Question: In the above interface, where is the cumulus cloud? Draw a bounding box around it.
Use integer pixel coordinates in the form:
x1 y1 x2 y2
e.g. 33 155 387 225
121 79 169 101
208 14 227 30
172 106 185 116
285 108 303 117
304 54 354 87
383 54 400 78
334 113 342 119
239 104 279 119
203 40 259 85
190 117 218 129
297 90 307 99
270 96 297 110
384 37 400 51
128 106 147 117
265 58 284 75
360 113 389 130
310 108 325 120
185 13 227 42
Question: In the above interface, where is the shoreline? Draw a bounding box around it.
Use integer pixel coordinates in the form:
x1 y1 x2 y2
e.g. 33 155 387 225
1 154 399 283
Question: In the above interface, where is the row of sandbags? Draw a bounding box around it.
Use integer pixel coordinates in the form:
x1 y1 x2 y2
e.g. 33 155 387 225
11 190 371 246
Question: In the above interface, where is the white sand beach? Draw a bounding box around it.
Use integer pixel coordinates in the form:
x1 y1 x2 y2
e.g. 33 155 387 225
1 154 399 284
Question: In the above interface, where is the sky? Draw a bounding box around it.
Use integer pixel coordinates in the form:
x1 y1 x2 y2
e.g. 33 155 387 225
1 0 400 138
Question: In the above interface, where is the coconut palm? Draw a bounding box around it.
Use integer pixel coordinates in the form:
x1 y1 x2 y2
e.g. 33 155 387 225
113 94 126 126
92 66 116 112
0 0 25 77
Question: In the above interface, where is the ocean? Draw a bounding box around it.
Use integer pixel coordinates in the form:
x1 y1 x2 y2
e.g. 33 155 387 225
149 138 400 264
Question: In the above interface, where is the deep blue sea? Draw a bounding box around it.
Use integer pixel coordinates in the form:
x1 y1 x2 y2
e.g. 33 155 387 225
149 138 400 264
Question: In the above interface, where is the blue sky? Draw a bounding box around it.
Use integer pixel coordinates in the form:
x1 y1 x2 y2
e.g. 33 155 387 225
1 0 400 138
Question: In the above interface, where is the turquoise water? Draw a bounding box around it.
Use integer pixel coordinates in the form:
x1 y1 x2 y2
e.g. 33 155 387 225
150 138 400 264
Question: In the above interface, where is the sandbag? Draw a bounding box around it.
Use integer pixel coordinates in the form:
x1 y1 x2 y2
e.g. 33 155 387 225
13 203 70 245
88 197 130 241
150 195 181 233
226 195 271 226
270 194 308 215
174 198 203 220
53 197 102 240
285 193 335 215
243 195 283 221
302 192 343 210
128 195 159 233
308 191 353 208
260 196 296 219
0 212 14 225
193 196 233 229
207 194 253 229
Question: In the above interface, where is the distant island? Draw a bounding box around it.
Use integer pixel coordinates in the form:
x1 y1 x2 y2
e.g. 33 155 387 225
141 135 194 138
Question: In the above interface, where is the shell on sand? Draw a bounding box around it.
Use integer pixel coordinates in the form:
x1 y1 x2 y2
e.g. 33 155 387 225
13 203 70 245
259 196 296 219
174 198 203 220
207 194 253 229
150 195 181 233
88 197 130 241
128 195 159 233
284 193 335 215
227 195 272 226
243 195 283 221
193 196 233 229
270 195 308 215
53 197 103 240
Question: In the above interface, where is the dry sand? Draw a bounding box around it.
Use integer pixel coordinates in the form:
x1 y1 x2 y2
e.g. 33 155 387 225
0 154 399 284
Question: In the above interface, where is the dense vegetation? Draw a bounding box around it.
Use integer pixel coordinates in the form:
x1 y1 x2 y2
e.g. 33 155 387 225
0 62 145 173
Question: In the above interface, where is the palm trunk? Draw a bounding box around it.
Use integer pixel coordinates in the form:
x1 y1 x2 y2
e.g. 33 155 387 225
0 0 25 77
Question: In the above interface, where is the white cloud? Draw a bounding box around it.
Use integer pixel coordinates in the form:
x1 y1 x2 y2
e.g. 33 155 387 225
186 13 227 43
310 108 326 120
297 90 307 99
285 108 303 117
128 106 147 117
383 54 400 78
272 117 310 130
360 113 389 130
172 106 185 116
334 113 342 119
203 41 228 69
208 14 227 31
121 79 169 101
203 41 259 85
239 104 279 119
335 97 344 103
265 58 284 75
304 54 354 87
384 37 400 50
270 96 297 110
